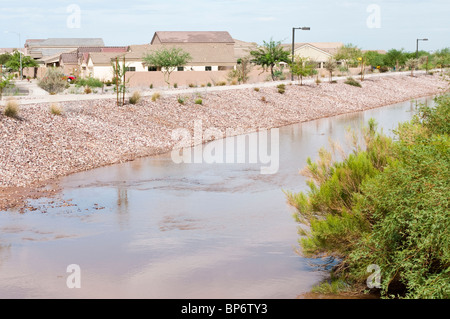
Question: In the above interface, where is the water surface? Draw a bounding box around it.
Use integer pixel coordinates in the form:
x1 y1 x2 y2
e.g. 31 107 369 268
0 96 433 298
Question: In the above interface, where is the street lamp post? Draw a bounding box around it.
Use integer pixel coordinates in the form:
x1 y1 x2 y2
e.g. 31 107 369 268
4 31 22 80
291 27 310 81
416 38 428 58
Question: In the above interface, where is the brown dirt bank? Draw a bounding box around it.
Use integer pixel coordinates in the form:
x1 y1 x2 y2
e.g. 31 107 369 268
1 74 448 211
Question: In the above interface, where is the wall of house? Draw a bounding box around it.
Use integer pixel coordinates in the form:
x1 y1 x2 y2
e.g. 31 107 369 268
124 67 273 88
294 46 331 63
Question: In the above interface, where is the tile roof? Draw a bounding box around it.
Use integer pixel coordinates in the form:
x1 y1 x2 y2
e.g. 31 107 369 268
60 52 79 64
152 31 235 44
26 38 105 47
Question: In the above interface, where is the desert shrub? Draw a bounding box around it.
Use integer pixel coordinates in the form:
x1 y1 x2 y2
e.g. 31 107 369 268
151 92 161 102
38 67 67 94
3 99 19 118
50 103 62 115
173 83 178 88
149 83 153 89
261 96 267 102
194 98 203 105
379 66 389 73
216 81 227 86
129 91 141 105
76 77 103 88
277 84 286 94
84 87 92 94
344 77 362 88
254 87 260 92
188 83 196 88
177 96 187 105
104 80 113 86
286 96 450 298
207 82 212 87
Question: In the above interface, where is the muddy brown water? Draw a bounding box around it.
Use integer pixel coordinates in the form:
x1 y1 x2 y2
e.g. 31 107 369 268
0 96 435 298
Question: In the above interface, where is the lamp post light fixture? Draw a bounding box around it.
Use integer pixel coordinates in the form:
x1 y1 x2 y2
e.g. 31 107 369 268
291 27 310 81
416 38 428 58
4 31 23 80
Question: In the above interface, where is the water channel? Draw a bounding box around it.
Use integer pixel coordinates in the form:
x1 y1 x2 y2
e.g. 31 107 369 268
0 96 434 298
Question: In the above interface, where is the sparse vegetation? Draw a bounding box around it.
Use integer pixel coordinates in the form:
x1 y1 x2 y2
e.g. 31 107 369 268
277 84 286 94
344 77 362 88
194 98 203 105
129 91 141 105
50 103 63 116
38 67 67 94
151 92 161 102
177 96 187 105
3 99 19 118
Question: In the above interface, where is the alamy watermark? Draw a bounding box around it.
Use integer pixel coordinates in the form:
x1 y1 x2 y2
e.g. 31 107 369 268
366 264 381 289
171 120 279 174
67 4 81 29
66 264 81 289
366 4 381 29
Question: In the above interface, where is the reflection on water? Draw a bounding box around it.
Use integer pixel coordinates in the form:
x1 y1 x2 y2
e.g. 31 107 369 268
0 97 435 298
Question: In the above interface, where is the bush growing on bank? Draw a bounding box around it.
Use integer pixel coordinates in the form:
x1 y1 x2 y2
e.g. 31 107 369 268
286 95 450 299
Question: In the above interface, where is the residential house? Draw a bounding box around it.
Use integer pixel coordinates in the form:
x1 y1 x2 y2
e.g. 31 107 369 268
233 39 258 60
25 38 105 60
149 31 237 71
284 42 344 69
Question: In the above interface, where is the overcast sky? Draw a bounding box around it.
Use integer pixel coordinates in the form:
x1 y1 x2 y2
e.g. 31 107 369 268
1 0 449 52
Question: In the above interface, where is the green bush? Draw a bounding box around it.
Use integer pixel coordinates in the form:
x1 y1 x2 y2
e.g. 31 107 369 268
285 96 450 298
75 77 103 88
344 77 362 88
177 96 187 105
194 98 203 105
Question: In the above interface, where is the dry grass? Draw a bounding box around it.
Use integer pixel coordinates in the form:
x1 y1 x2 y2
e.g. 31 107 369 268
49 103 63 116
3 99 19 118
151 92 161 102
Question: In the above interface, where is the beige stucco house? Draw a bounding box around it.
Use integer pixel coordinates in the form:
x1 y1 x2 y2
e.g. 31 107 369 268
283 42 344 69
149 31 237 71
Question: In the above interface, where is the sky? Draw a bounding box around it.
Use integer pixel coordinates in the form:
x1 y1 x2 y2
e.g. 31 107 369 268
0 0 449 52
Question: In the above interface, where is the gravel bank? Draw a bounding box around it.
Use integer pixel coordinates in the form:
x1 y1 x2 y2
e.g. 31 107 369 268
0 74 448 209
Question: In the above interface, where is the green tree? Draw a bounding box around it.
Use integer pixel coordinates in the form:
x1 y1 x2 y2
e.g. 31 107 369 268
5 50 38 73
364 51 385 69
290 55 316 85
334 43 361 67
433 48 450 73
143 47 192 87
0 53 11 75
384 49 407 71
250 39 290 81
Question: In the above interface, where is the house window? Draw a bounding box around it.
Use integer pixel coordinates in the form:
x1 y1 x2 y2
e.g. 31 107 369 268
148 66 157 72
205 66 212 71
125 66 136 72
177 66 184 71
